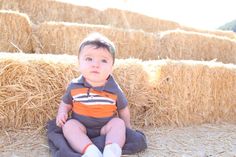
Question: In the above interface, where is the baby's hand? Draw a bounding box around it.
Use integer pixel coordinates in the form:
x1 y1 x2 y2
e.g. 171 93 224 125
56 112 68 127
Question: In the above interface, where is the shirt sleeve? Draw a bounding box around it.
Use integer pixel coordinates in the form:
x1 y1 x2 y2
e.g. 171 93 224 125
61 83 73 105
115 84 128 110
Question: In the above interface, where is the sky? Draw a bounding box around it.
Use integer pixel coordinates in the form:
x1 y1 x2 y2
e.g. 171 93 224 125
64 0 235 30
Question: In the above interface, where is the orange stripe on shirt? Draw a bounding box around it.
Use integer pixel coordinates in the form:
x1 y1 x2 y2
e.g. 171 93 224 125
72 102 117 118
71 88 118 118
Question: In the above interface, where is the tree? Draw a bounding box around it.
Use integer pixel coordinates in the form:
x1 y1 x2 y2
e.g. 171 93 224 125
218 19 236 32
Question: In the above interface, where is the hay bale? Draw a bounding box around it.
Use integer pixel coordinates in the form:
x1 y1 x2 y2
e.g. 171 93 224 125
1 53 236 129
0 0 20 10
113 59 151 126
181 25 236 40
157 29 236 64
7 0 179 32
17 0 102 24
0 52 78 129
0 53 150 129
0 0 181 33
0 10 33 53
143 60 236 126
2 0 235 42
28 13 236 63
101 8 181 32
32 22 159 60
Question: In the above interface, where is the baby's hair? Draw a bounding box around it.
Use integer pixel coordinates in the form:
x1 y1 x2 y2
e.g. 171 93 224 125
78 33 116 63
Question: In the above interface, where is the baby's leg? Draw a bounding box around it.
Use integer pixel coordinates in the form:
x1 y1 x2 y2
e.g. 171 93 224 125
62 119 91 153
101 117 126 157
101 117 126 146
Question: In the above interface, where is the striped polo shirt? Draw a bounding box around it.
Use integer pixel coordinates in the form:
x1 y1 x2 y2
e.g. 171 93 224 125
62 75 128 128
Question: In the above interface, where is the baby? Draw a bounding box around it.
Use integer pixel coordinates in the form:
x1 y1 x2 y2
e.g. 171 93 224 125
56 33 131 157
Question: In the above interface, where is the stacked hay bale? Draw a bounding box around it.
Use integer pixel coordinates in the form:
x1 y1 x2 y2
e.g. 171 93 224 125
0 53 150 129
2 0 235 40
1 53 236 129
143 60 236 126
0 0 20 11
0 0 102 24
182 25 236 40
19 0 103 25
101 8 181 32
0 53 78 129
157 29 236 64
32 22 159 59
0 1 236 128
0 0 180 31
0 0 236 129
1 9 235 64
0 10 33 52
1 1 236 64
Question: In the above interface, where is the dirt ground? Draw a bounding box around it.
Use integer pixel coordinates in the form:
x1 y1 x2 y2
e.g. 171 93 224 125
0 123 236 157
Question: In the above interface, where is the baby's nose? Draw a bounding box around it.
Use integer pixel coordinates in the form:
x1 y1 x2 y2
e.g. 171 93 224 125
92 60 100 67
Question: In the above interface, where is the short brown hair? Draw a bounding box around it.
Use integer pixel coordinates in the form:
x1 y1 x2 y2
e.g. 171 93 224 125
78 33 116 64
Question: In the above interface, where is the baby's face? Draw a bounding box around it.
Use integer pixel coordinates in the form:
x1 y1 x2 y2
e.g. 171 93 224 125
79 45 113 87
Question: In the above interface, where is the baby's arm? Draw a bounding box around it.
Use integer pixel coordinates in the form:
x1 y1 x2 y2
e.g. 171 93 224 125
56 101 72 127
118 106 131 129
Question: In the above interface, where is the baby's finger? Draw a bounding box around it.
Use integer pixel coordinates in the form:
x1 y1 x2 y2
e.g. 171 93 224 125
56 120 63 127
62 115 68 123
61 117 66 123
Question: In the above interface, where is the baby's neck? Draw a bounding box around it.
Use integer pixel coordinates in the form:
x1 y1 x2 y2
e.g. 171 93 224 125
85 79 107 87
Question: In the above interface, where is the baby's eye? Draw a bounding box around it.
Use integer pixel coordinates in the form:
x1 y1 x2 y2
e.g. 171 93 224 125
85 57 92 61
101 59 108 63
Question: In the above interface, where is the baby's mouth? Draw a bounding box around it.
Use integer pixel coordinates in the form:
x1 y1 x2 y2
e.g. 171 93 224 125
91 71 99 74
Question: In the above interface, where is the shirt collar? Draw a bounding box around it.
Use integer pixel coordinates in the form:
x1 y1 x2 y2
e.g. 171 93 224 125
76 75 116 92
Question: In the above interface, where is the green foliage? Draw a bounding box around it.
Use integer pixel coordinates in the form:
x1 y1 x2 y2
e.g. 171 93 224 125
219 19 236 32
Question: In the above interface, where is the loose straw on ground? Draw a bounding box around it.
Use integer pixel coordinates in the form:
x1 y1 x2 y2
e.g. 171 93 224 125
0 123 236 157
